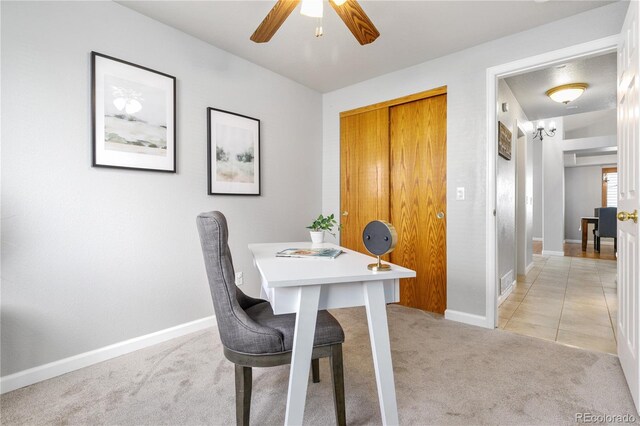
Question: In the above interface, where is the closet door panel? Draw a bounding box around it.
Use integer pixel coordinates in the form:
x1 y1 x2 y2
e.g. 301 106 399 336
340 108 390 255
390 95 447 314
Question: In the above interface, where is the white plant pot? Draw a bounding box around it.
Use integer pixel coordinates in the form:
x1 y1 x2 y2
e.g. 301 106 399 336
310 231 324 244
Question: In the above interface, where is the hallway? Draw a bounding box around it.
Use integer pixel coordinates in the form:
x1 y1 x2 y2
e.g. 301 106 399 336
498 254 617 354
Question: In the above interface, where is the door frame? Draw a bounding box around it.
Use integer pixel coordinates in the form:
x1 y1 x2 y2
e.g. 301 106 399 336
485 35 619 329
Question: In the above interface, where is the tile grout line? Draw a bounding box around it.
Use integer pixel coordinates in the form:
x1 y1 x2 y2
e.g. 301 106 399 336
598 259 618 344
555 259 573 342
501 255 548 329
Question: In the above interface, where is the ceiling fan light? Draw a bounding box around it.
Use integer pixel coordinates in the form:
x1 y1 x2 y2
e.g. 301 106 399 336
301 0 323 18
546 83 588 104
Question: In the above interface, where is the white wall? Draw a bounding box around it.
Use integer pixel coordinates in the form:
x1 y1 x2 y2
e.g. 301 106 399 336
517 130 534 274
533 139 543 239
496 80 529 291
564 166 607 241
1 1 323 376
564 109 617 139
542 117 565 255
322 3 626 318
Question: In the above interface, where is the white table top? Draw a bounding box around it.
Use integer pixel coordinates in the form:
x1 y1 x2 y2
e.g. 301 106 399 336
248 242 416 288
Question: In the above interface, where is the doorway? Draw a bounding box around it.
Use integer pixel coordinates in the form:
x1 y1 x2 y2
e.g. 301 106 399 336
493 49 619 352
339 88 447 314
486 35 619 328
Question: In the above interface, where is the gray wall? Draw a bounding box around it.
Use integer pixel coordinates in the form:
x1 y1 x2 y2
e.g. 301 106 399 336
533 141 543 239
564 166 607 241
322 3 626 318
1 1 322 376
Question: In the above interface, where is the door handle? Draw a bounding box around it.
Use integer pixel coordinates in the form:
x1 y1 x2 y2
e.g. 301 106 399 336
617 210 638 223
436 211 445 219
342 211 349 216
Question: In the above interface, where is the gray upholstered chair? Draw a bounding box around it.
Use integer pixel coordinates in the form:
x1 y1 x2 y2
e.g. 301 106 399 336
595 207 617 253
196 211 346 426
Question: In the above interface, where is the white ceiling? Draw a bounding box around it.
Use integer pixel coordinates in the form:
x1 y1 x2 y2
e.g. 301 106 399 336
117 0 615 93
504 52 617 120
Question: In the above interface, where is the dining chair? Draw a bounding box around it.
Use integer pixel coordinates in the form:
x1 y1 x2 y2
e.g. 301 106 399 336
595 207 617 253
196 211 346 426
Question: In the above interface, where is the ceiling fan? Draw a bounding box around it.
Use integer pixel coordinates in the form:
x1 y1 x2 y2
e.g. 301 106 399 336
250 0 380 45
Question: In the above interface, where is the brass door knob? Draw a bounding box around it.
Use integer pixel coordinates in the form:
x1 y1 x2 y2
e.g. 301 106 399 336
342 211 349 216
617 210 638 223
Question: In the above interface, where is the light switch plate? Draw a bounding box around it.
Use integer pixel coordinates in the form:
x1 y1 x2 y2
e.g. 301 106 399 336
456 187 465 201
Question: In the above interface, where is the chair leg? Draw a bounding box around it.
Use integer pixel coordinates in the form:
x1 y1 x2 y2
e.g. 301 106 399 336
614 237 617 254
330 344 346 426
596 236 600 252
311 358 320 383
235 365 252 426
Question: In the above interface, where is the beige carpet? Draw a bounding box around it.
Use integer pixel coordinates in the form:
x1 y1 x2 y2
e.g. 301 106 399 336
2 305 638 425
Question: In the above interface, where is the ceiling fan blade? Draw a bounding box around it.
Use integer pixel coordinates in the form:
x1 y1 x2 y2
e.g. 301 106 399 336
329 0 379 45
251 0 301 43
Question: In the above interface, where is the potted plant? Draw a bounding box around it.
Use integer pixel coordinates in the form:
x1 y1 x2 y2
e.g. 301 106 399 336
307 214 342 244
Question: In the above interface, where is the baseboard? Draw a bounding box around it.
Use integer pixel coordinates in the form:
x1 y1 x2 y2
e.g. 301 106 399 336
444 309 490 329
565 239 614 246
525 262 535 275
533 237 543 242
0 316 216 394
498 280 516 306
542 250 565 256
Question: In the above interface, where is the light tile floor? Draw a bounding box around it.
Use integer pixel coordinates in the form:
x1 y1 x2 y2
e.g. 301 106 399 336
498 254 618 354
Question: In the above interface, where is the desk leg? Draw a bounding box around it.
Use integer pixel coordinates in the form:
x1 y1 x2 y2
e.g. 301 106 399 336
581 218 588 251
284 285 321 426
363 280 399 426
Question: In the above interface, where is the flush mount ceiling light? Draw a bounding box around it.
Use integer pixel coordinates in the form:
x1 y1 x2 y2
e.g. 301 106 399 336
546 83 589 104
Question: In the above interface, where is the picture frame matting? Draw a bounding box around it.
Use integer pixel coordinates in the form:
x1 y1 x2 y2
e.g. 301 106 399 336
207 107 261 196
92 51 177 172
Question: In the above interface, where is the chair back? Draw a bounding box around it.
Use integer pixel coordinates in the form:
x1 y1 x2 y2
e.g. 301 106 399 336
196 211 283 354
597 207 617 238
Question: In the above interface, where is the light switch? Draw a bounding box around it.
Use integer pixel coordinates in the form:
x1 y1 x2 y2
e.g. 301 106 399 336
456 187 465 201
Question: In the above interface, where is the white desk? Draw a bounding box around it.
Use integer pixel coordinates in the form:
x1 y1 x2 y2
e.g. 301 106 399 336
248 242 416 426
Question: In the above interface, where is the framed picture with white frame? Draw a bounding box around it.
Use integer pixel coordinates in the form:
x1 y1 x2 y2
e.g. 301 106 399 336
92 51 176 172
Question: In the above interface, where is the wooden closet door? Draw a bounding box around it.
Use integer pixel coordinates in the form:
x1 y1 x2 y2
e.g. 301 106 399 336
340 108 390 254
390 95 447 314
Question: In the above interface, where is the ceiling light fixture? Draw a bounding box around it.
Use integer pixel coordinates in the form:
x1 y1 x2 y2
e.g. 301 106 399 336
546 83 588 104
251 0 379 45
301 0 323 18
533 120 556 141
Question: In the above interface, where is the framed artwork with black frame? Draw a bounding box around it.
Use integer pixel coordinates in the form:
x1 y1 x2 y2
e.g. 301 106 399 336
207 108 261 196
92 51 176 172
